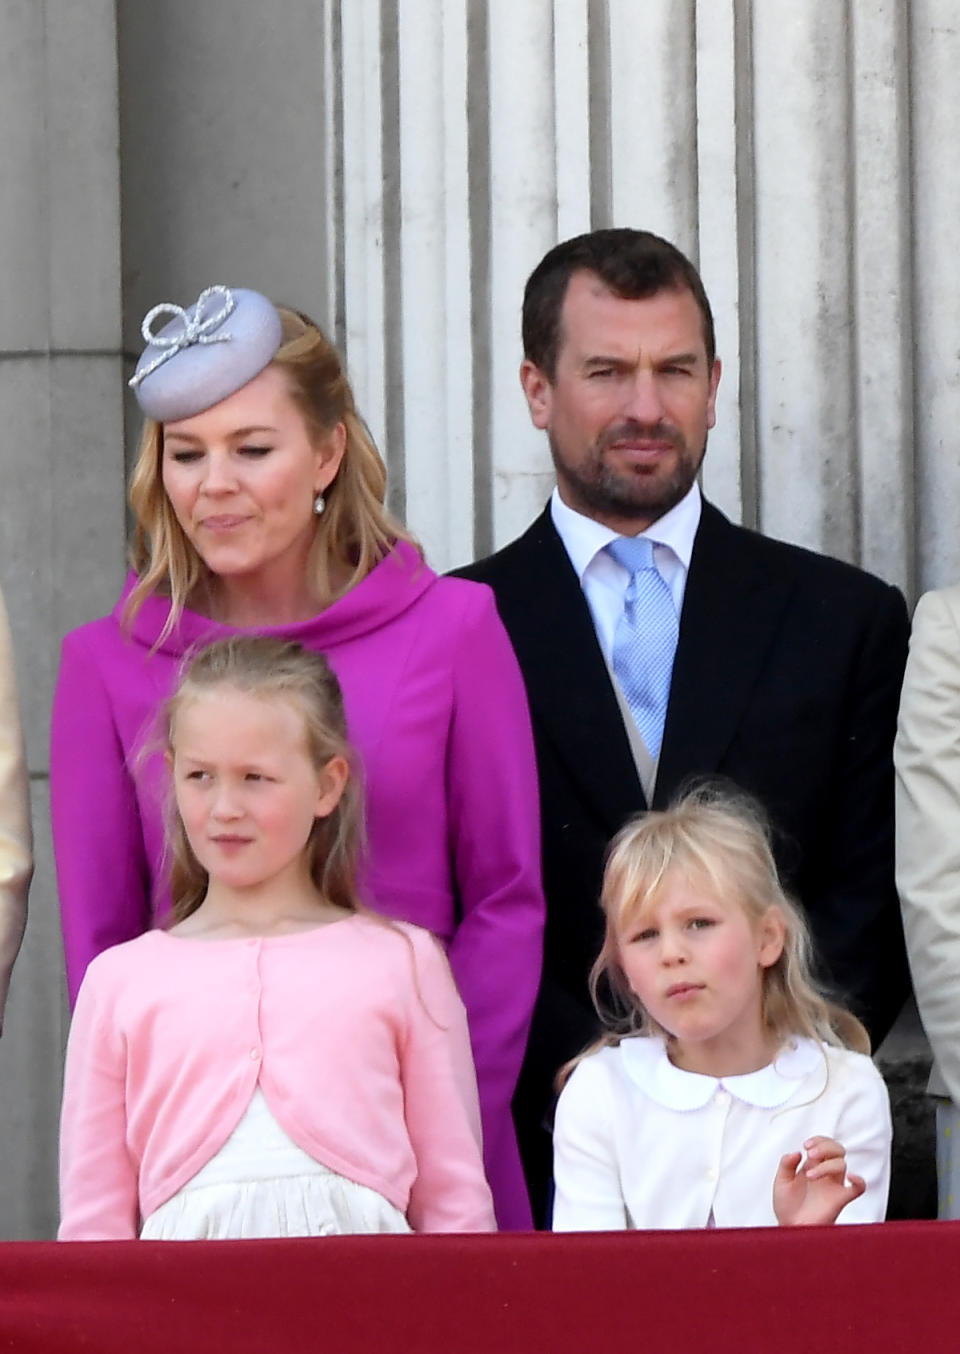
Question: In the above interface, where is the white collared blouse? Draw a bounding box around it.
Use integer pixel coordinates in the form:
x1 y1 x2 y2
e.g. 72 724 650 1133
552 1036 891 1230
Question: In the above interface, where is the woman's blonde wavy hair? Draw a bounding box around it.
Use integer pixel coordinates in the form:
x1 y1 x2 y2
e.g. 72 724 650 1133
560 786 869 1087
164 635 364 923
126 306 417 638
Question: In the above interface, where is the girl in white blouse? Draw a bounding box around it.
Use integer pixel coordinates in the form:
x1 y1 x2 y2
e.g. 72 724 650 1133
552 789 891 1230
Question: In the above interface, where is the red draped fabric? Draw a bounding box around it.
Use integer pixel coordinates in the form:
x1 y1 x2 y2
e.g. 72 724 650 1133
0 1224 951 1352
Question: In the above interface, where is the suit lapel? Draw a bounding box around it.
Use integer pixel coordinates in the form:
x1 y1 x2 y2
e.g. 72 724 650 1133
498 509 646 830
654 502 796 806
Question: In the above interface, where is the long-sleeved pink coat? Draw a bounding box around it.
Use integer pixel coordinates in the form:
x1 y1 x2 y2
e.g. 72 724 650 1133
51 544 544 1228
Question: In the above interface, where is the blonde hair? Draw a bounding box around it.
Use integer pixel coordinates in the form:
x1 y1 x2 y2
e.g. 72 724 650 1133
164 635 364 923
126 306 418 639
562 787 868 1085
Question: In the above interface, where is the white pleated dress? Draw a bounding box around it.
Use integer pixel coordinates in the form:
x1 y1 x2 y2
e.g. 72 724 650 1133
140 1089 412 1240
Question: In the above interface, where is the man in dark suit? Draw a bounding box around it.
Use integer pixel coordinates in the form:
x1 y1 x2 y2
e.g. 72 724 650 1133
457 228 910 1225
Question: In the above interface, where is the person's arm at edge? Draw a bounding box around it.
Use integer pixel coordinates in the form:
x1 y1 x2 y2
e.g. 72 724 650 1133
0 587 31 1032
895 588 960 1100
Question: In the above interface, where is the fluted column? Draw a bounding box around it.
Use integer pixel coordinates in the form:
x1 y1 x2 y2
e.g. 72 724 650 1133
0 0 124 1239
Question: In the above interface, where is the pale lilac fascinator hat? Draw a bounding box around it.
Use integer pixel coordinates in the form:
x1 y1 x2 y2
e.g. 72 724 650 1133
128 285 284 422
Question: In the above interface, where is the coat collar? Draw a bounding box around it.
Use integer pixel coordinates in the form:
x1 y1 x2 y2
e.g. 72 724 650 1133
618 1035 826 1110
115 541 434 656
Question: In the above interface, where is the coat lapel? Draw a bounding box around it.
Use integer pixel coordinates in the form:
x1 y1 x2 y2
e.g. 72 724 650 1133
654 502 796 806
498 509 647 830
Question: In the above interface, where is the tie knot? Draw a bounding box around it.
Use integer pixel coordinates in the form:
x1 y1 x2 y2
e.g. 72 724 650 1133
607 535 656 575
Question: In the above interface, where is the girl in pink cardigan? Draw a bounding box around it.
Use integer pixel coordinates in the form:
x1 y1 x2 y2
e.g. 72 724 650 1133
58 636 496 1240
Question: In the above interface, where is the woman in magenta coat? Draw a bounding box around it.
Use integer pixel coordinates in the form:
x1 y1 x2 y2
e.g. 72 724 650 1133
51 286 544 1229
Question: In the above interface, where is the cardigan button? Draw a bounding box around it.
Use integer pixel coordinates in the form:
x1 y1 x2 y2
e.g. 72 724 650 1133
249 1047 261 1060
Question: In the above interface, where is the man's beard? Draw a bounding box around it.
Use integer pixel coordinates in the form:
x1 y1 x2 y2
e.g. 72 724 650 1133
550 420 705 526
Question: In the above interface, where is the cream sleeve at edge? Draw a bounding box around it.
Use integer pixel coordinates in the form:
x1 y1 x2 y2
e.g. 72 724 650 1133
895 586 960 1101
0 586 31 1030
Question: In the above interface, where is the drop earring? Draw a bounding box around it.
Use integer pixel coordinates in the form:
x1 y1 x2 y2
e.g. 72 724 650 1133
313 492 326 516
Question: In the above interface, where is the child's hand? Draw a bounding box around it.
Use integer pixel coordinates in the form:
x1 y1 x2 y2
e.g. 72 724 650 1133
773 1136 866 1226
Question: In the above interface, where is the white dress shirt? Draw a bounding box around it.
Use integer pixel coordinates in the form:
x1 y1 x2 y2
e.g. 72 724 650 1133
550 482 702 663
552 1036 891 1230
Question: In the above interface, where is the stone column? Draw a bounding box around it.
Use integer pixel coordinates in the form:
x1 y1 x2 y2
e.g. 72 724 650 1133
0 0 124 1238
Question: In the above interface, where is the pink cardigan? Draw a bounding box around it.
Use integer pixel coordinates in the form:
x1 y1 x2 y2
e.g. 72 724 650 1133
58 918 496 1239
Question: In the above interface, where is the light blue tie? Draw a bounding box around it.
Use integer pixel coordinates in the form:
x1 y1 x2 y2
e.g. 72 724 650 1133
606 536 679 759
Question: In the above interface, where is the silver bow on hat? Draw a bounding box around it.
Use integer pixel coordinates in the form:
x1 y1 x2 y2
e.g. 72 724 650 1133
128 285 236 391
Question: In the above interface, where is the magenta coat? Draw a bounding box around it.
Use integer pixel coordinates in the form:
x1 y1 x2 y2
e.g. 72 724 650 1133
51 543 544 1229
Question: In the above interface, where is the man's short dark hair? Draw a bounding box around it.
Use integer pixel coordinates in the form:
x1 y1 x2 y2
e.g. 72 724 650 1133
522 228 716 381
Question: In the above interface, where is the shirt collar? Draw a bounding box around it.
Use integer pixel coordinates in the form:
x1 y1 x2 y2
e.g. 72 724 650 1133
550 481 702 585
618 1035 826 1110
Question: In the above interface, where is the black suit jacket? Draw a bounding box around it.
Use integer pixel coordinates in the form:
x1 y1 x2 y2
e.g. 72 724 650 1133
457 500 910 1211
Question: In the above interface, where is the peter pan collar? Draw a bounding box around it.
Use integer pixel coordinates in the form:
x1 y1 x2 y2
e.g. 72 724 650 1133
618 1036 827 1110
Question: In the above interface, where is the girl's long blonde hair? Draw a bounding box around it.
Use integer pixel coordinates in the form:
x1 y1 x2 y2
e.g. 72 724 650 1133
126 306 417 639
562 786 869 1086
164 636 364 923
